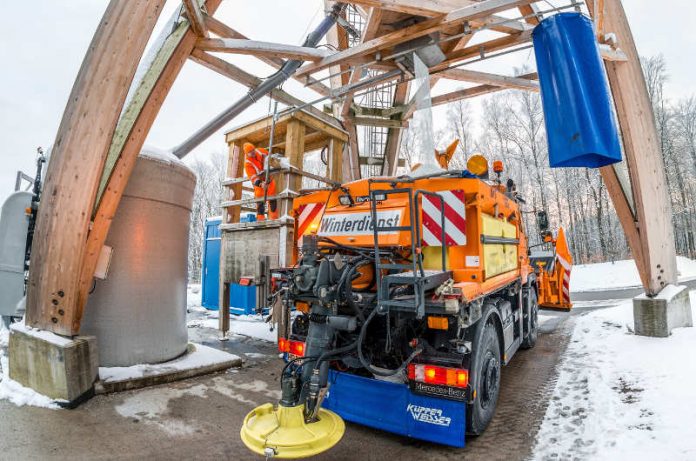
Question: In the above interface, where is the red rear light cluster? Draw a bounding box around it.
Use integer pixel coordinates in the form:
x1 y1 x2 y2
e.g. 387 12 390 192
278 338 305 357
408 363 468 388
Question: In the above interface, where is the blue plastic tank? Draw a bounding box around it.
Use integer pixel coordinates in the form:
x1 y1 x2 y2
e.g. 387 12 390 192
533 13 622 168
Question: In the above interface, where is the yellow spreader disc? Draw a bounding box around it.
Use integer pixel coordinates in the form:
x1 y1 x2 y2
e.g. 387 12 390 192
240 403 345 459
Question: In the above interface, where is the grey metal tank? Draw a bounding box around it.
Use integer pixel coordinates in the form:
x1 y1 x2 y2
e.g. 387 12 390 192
81 148 196 367
0 191 31 323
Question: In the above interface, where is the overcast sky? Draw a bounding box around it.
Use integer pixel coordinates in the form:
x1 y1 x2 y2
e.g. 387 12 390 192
1 0 694 205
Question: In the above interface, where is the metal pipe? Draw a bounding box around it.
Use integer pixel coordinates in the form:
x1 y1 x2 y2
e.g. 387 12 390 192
172 3 346 158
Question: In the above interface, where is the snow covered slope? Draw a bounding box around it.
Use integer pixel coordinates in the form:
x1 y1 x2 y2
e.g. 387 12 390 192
571 256 696 292
533 293 696 460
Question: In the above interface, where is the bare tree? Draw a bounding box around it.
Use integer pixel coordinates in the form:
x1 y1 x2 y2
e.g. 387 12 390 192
188 152 226 283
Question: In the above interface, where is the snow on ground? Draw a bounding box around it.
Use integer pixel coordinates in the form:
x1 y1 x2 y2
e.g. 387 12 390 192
186 284 207 313
186 285 277 343
533 291 696 460
187 312 277 343
0 323 60 409
571 256 696 292
99 343 241 383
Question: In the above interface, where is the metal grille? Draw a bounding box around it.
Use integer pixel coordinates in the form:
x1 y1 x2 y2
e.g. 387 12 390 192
346 6 395 178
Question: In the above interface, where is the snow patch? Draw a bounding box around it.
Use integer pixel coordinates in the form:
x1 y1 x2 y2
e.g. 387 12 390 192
187 287 278 346
99 343 241 383
114 383 209 436
140 144 186 168
571 256 696 293
533 292 696 459
188 314 277 343
0 323 61 409
635 283 684 301
186 284 203 310
10 320 73 347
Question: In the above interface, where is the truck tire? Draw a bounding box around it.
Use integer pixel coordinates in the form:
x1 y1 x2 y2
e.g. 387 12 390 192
521 288 538 349
467 313 502 435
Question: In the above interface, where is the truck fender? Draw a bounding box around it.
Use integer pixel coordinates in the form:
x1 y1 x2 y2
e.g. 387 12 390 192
471 300 504 365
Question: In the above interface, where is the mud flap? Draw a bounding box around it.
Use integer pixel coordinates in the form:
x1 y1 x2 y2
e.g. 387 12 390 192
322 370 467 447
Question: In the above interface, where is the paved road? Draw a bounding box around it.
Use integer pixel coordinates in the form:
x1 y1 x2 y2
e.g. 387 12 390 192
571 277 696 302
0 311 575 461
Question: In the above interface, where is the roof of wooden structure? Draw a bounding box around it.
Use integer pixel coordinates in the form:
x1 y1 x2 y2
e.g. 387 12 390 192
186 0 624 179
225 109 349 153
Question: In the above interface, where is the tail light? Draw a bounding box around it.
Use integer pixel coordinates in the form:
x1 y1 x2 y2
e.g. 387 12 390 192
288 340 305 357
278 338 305 357
278 337 289 353
408 363 468 388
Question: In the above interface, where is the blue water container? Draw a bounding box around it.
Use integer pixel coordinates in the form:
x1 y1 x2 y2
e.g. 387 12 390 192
230 283 257 315
533 13 622 168
240 213 257 223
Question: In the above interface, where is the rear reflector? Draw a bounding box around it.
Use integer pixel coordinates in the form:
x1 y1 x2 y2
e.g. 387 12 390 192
427 316 449 330
408 363 468 388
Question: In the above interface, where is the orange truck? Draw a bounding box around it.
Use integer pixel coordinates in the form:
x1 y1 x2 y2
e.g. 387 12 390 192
241 155 572 458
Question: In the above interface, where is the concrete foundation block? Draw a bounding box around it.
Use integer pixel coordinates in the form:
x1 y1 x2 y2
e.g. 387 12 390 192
8 324 99 404
633 284 693 337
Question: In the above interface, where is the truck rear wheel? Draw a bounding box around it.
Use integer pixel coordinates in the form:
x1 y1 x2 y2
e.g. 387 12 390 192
521 288 538 349
467 316 501 435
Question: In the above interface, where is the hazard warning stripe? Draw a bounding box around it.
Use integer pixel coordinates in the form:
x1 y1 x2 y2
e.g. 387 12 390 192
421 189 467 247
558 254 572 303
562 271 571 302
297 203 324 238
557 254 572 272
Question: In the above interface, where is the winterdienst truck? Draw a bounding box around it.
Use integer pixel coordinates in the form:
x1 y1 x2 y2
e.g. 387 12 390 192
240 154 572 458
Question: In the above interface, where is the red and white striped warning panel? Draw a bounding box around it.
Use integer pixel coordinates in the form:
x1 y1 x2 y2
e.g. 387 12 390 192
296 203 325 241
421 190 467 247
557 254 572 303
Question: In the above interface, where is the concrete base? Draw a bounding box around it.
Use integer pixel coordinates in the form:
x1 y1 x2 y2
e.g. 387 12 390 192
95 343 242 394
8 325 98 404
633 284 693 337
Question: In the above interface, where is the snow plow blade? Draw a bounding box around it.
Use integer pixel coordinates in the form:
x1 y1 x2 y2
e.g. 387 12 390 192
240 403 345 459
533 227 573 311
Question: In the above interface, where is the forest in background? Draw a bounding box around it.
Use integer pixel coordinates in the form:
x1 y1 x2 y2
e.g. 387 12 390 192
185 54 696 282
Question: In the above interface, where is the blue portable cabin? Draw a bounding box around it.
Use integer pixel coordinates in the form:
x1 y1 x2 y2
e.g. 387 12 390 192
201 217 222 310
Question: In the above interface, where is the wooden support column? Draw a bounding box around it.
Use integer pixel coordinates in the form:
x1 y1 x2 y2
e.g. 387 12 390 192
327 138 345 182
282 120 305 215
226 141 246 224
25 0 166 335
591 0 677 295
343 119 361 181
75 0 224 335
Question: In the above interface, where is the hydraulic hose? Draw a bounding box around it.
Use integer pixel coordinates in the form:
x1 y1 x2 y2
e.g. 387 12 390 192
357 309 423 377
336 258 370 322
312 340 358 372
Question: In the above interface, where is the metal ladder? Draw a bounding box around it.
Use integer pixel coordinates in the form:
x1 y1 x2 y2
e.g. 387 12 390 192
368 180 451 319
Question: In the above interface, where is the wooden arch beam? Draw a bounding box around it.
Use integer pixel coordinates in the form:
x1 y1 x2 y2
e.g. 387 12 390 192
25 0 167 335
75 0 225 336
590 0 677 294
